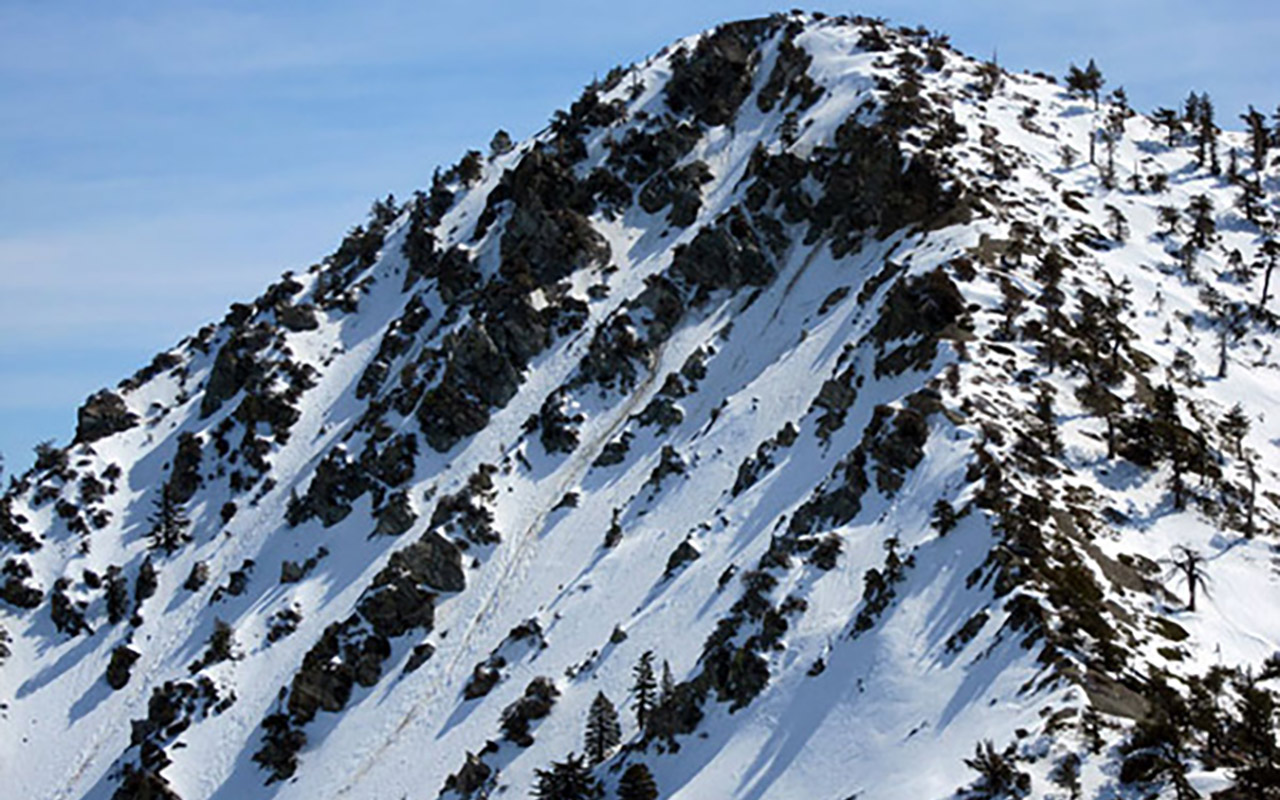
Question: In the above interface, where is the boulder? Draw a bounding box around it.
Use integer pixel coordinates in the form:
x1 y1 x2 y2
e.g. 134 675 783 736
75 390 138 444
374 492 417 537
275 302 319 332
356 581 434 639
388 532 466 593
106 645 141 690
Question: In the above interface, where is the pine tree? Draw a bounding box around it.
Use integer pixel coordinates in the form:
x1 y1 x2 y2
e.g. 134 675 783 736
1230 678 1280 794
401 191 436 278
1242 105 1270 174
1105 205 1129 242
1065 59 1104 107
1123 674 1196 798
780 111 799 148
1186 194 1216 250
1058 143 1078 170
931 499 959 535
616 763 659 800
1035 247 1068 372
134 556 158 612
1152 384 1191 509
660 660 675 704
455 150 484 187
1237 175 1265 224
368 194 398 229
631 651 657 732
147 484 191 555
1050 752 1082 800
963 740 1031 799
584 692 621 765
1200 94 1221 174
489 129 515 159
1186 92 1218 170
531 753 600 800
104 565 130 624
1033 385 1062 457
1212 298 1247 378
1157 205 1180 237
1152 107 1183 146
1257 228 1278 312
1218 403 1251 459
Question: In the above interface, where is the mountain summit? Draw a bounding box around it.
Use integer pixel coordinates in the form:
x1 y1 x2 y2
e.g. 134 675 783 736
2 12 1278 799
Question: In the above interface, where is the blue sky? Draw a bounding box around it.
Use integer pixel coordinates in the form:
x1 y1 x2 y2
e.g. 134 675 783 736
1 0 1277 475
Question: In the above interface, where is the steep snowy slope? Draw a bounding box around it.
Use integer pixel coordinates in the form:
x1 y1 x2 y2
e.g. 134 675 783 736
2 12 1278 800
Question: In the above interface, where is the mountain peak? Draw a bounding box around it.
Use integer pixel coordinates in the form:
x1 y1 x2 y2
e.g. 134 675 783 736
3 12 1279 800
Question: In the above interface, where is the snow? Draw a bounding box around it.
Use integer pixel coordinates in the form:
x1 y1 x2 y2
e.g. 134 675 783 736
2 11 1278 800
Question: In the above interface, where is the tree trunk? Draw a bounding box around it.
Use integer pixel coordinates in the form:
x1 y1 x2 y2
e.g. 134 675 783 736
1218 326 1229 378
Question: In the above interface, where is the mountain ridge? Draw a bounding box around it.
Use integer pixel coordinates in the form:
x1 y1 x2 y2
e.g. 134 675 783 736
2 11 1279 800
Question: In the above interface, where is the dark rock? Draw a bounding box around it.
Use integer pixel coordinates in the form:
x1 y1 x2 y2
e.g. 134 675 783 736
356 580 434 639
106 642 141 686
666 18 775 126
50 578 91 636
649 445 687 488
869 268 967 377
200 329 270 418
788 446 869 536
810 119 965 255
293 449 368 527
537 392 580 455
639 161 714 227
607 122 702 185
865 405 929 496
593 433 633 468
167 432 203 503
275 303 319 332
183 562 209 592
636 396 683 432
386 531 466 594
417 323 521 453
758 31 823 112
374 492 417 537
0 498 40 553
134 558 158 606
355 531 463 638
576 314 646 392
476 284 552 371
75 390 138 444
870 268 966 344
279 560 305 584
404 643 436 674
665 540 701 575
1 574 44 609
499 676 559 747
113 764 182 800
447 752 492 795
366 433 418 487
285 618 378 724
671 207 775 293
463 660 503 700
498 147 610 286
1119 751 1162 785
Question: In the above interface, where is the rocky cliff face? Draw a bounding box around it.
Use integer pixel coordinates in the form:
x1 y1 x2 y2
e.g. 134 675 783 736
2 12 1279 800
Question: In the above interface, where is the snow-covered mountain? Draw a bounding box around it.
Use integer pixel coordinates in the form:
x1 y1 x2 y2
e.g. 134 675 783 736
3 12 1279 800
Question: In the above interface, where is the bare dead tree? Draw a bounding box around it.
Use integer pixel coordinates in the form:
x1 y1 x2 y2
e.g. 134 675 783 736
1163 545 1211 612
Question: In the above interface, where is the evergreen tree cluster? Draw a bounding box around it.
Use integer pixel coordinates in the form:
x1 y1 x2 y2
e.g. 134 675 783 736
1119 665 1280 798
